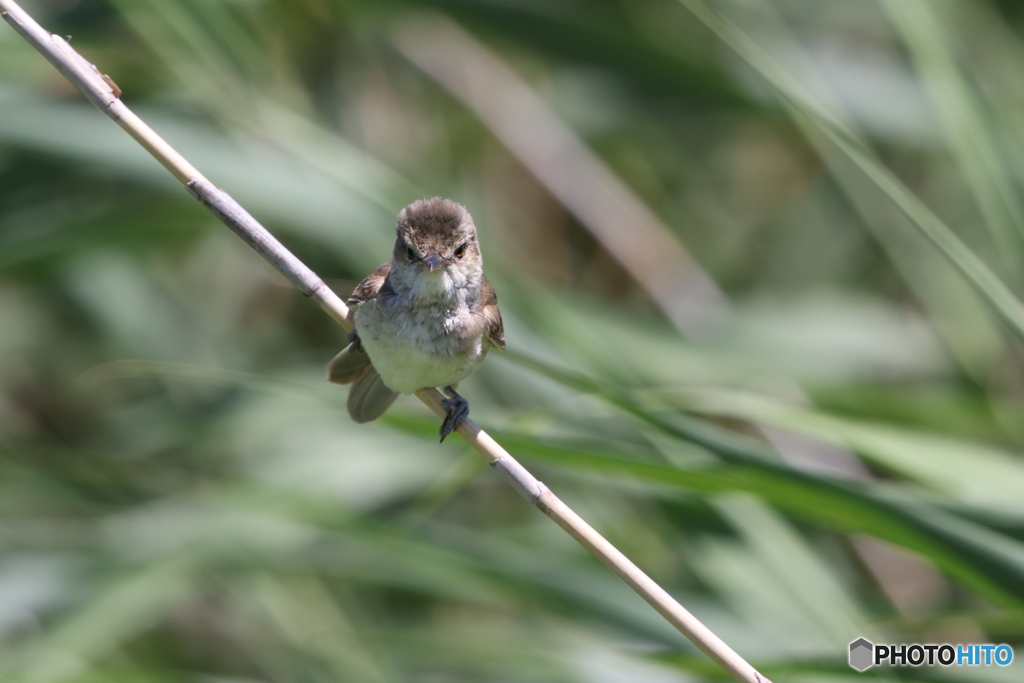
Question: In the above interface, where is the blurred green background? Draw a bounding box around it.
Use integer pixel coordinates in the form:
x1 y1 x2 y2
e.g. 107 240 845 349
2 0 1024 680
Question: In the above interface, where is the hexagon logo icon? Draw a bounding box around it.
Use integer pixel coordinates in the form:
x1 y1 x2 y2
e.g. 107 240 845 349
849 638 874 671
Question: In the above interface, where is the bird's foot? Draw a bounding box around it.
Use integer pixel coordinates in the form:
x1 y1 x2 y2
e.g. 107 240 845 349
439 387 469 442
348 330 363 352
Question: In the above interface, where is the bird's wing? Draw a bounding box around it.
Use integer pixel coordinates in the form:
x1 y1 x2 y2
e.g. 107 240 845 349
479 275 505 350
348 261 392 306
326 342 371 384
327 261 392 385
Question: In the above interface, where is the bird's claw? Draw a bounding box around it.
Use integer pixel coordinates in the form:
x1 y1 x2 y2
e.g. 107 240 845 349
439 395 470 442
348 330 363 352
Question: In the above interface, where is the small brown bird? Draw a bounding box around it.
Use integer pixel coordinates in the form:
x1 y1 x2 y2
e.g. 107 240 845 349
327 198 504 441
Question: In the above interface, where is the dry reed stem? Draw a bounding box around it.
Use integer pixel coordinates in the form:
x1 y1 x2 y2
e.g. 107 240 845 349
0 3 770 681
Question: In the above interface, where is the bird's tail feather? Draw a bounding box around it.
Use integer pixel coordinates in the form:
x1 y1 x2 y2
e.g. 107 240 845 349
347 366 399 423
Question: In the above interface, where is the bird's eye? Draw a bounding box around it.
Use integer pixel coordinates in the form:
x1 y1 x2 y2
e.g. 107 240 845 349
406 245 416 260
454 243 467 259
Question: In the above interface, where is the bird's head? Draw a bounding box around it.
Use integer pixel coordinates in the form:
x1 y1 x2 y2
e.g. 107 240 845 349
393 197 482 279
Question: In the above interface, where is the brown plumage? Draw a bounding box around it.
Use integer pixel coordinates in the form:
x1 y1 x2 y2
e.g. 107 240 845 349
327 198 503 438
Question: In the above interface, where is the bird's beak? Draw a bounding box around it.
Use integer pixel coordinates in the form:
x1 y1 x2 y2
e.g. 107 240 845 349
422 253 449 272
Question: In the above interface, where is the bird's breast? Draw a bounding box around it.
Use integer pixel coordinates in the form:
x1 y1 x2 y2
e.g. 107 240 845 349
354 296 488 394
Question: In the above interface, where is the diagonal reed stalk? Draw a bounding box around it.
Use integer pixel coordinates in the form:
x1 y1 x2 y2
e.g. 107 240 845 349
0 1 771 681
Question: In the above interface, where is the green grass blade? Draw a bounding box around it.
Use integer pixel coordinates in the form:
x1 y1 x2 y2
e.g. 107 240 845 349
678 0 1024 341
497 428 1024 614
883 0 1024 265
499 351 1024 612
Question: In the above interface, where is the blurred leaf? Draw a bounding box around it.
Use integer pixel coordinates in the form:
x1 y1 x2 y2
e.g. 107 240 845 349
674 387 1024 514
499 352 1024 612
679 0 1024 342
884 0 1024 274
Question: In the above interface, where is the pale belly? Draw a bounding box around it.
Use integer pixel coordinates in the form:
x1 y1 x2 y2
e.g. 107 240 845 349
355 302 487 394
